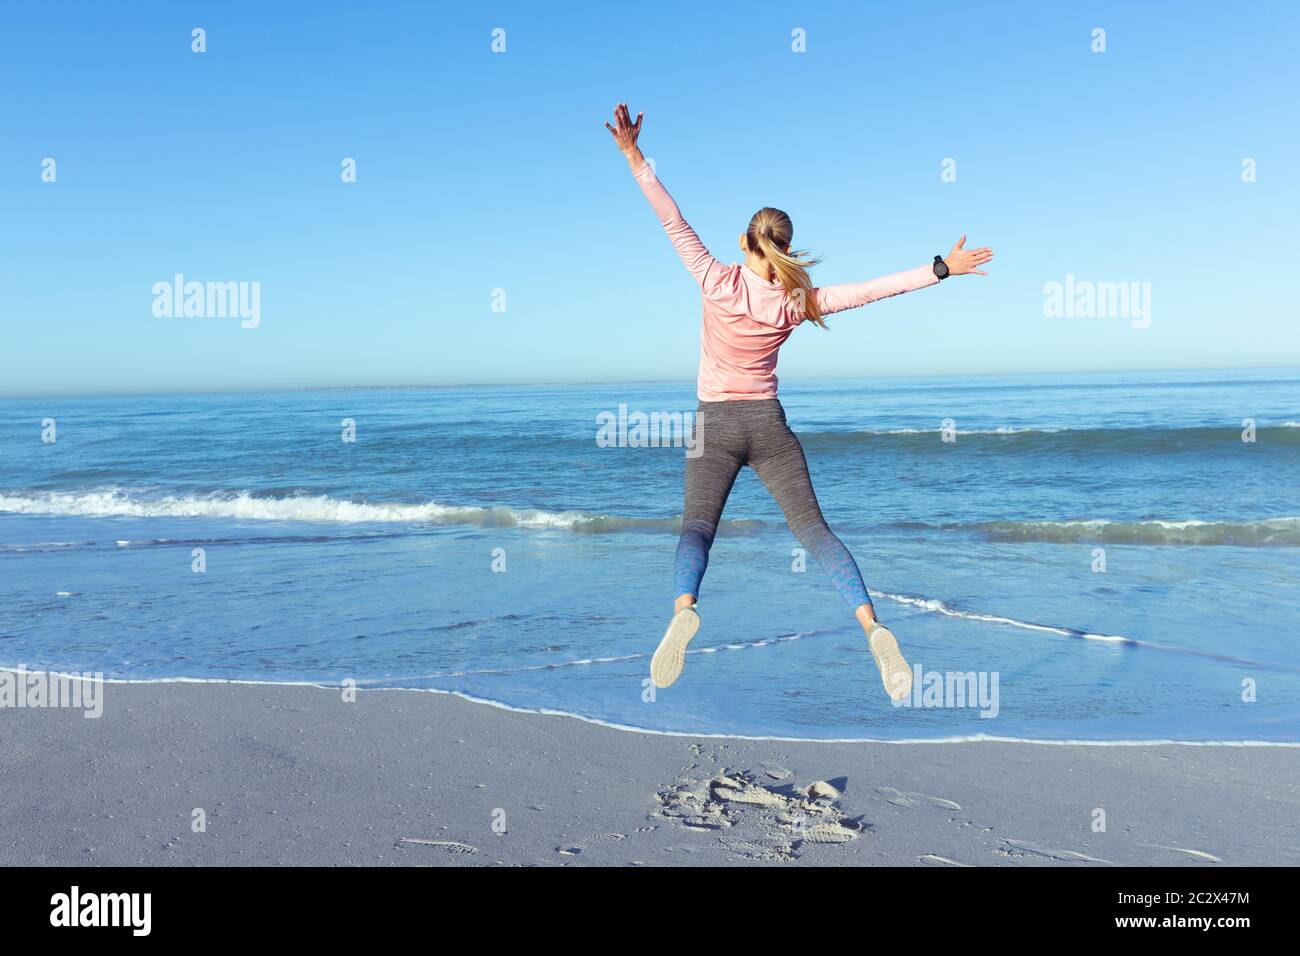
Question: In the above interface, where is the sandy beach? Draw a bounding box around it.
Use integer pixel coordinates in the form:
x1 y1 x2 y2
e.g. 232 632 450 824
1 675 1296 867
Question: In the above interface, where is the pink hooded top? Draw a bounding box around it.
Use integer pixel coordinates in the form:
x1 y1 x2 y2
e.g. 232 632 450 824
634 159 938 402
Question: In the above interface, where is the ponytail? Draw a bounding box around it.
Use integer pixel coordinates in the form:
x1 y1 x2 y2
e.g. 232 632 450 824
747 207 824 327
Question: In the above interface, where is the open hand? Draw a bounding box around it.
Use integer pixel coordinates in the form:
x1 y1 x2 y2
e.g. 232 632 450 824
604 103 643 156
945 236 994 276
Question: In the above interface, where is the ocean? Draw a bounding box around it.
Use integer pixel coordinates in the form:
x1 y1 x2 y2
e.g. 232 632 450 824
2 368 1298 743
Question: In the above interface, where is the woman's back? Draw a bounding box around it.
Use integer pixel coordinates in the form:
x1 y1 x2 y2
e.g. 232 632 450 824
631 159 938 402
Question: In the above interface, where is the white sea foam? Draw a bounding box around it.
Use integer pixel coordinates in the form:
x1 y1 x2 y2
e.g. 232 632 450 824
2 491 1295 546
876 590 1131 644
0 489 654 532
875 590 1297 671
0 489 764 535
969 516 1300 546
347 627 833 682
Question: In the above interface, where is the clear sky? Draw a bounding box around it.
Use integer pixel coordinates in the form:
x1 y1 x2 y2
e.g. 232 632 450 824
1 1 1295 396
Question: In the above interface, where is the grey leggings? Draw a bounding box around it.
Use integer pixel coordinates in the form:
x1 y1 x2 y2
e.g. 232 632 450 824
675 399 871 610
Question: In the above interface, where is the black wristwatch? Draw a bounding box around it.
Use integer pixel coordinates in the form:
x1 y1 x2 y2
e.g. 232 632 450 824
933 255 950 280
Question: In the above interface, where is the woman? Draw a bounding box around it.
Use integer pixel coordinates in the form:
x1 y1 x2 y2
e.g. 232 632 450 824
605 104 992 701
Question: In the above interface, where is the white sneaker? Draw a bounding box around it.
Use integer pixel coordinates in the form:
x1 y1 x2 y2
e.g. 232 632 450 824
650 606 701 688
867 620 913 702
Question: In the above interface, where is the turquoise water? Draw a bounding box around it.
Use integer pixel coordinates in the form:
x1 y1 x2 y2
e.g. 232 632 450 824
1 369 1298 741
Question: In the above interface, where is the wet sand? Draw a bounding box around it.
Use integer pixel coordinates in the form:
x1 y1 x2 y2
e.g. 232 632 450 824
2 676 1297 866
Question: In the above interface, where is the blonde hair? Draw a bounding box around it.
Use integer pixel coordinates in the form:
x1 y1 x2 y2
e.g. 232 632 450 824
747 207 824 327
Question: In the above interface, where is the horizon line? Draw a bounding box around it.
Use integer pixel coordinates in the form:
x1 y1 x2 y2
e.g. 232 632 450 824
2 362 1298 402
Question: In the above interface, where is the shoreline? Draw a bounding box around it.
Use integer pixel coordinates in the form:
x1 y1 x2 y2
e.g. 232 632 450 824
2 674 1297 866
4 666 1299 748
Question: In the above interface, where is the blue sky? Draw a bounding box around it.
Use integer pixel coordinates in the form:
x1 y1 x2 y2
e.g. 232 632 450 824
1 1 1296 396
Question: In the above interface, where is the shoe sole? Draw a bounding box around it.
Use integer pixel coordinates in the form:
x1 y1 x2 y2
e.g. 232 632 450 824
651 607 700 688
869 623 913 701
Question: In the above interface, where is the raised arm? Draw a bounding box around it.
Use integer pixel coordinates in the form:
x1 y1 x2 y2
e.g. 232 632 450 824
813 237 994 318
605 103 722 289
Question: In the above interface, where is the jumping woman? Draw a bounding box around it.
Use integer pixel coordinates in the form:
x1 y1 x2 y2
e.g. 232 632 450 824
605 104 993 701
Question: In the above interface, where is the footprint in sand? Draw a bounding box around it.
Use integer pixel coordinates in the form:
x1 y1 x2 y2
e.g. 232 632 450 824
656 768 865 861
1138 843 1223 863
715 786 786 808
999 839 1109 864
662 843 715 855
802 822 859 844
875 787 962 811
720 837 798 863
397 838 478 855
